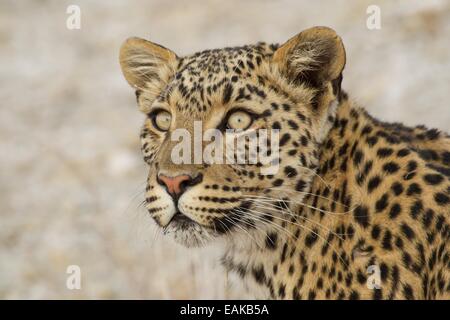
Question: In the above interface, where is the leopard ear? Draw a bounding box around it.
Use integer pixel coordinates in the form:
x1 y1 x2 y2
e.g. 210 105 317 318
273 26 346 88
119 37 178 91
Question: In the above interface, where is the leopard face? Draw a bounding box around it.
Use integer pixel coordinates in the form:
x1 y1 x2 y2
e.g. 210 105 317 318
120 27 346 247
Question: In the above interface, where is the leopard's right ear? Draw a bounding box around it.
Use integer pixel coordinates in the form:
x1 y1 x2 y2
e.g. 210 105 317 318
273 27 346 89
119 37 178 92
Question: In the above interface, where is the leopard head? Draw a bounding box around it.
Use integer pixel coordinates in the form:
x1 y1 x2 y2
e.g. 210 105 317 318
119 26 346 247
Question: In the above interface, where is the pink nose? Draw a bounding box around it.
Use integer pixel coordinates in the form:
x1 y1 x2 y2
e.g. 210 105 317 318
157 174 192 197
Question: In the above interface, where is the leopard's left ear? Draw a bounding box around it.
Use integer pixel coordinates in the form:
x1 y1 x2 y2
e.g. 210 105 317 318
273 26 346 88
119 37 178 92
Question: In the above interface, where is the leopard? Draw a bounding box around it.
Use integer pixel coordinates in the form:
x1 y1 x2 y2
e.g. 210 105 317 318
119 26 450 299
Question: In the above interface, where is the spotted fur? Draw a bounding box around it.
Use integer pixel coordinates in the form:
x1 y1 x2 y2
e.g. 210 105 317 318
120 27 450 299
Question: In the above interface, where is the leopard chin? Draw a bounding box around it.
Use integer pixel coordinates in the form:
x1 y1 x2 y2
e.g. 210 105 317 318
162 215 218 248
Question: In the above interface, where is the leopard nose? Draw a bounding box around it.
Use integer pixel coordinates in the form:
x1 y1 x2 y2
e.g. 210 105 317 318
157 173 203 198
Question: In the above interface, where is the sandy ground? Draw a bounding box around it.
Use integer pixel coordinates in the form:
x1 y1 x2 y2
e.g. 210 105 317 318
0 0 449 299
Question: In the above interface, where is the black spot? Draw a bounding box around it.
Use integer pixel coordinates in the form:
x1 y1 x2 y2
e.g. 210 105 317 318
279 133 291 147
375 194 389 213
383 162 400 174
391 182 404 195
422 209 434 228
273 264 278 275
296 111 306 121
280 243 288 263
282 104 291 111
265 232 278 250
366 136 378 147
284 166 298 177
403 284 414 300
272 179 284 187
252 265 266 284
410 200 423 219
406 183 422 196
292 288 300 300
295 180 307 192
299 154 307 166
278 283 286 298
395 236 404 249
339 142 349 156
401 223 415 240
380 263 389 281
442 151 450 165
288 264 295 275
222 83 233 104
418 149 439 161
423 174 444 185
345 273 353 287
361 125 373 135
371 225 381 239
377 148 394 158
272 121 281 130
362 161 373 178
305 229 319 248
382 230 393 250
435 215 445 232
389 203 401 219
353 150 364 166
389 265 400 299
425 128 440 140
316 277 323 289
260 109 272 118
367 176 381 193
373 289 382 300
397 148 410 157
300 136 308 146
356 270 366 284
354 205 370 228
404 161 418 180
434 192 449 205
288 120 299 130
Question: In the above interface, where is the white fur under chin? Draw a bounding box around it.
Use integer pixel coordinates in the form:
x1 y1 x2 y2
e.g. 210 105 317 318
162 201 307 298
220 223 288 299
164 223 217 248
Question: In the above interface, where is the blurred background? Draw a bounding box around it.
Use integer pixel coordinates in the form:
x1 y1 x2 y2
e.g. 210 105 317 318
0 0 449 299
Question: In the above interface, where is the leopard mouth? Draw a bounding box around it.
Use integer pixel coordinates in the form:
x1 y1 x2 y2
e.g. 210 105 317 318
162 210 216 248
168 210 197 228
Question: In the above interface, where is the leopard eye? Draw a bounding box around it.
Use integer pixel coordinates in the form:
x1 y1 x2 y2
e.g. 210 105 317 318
152 110 172 131
227 111 252 130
